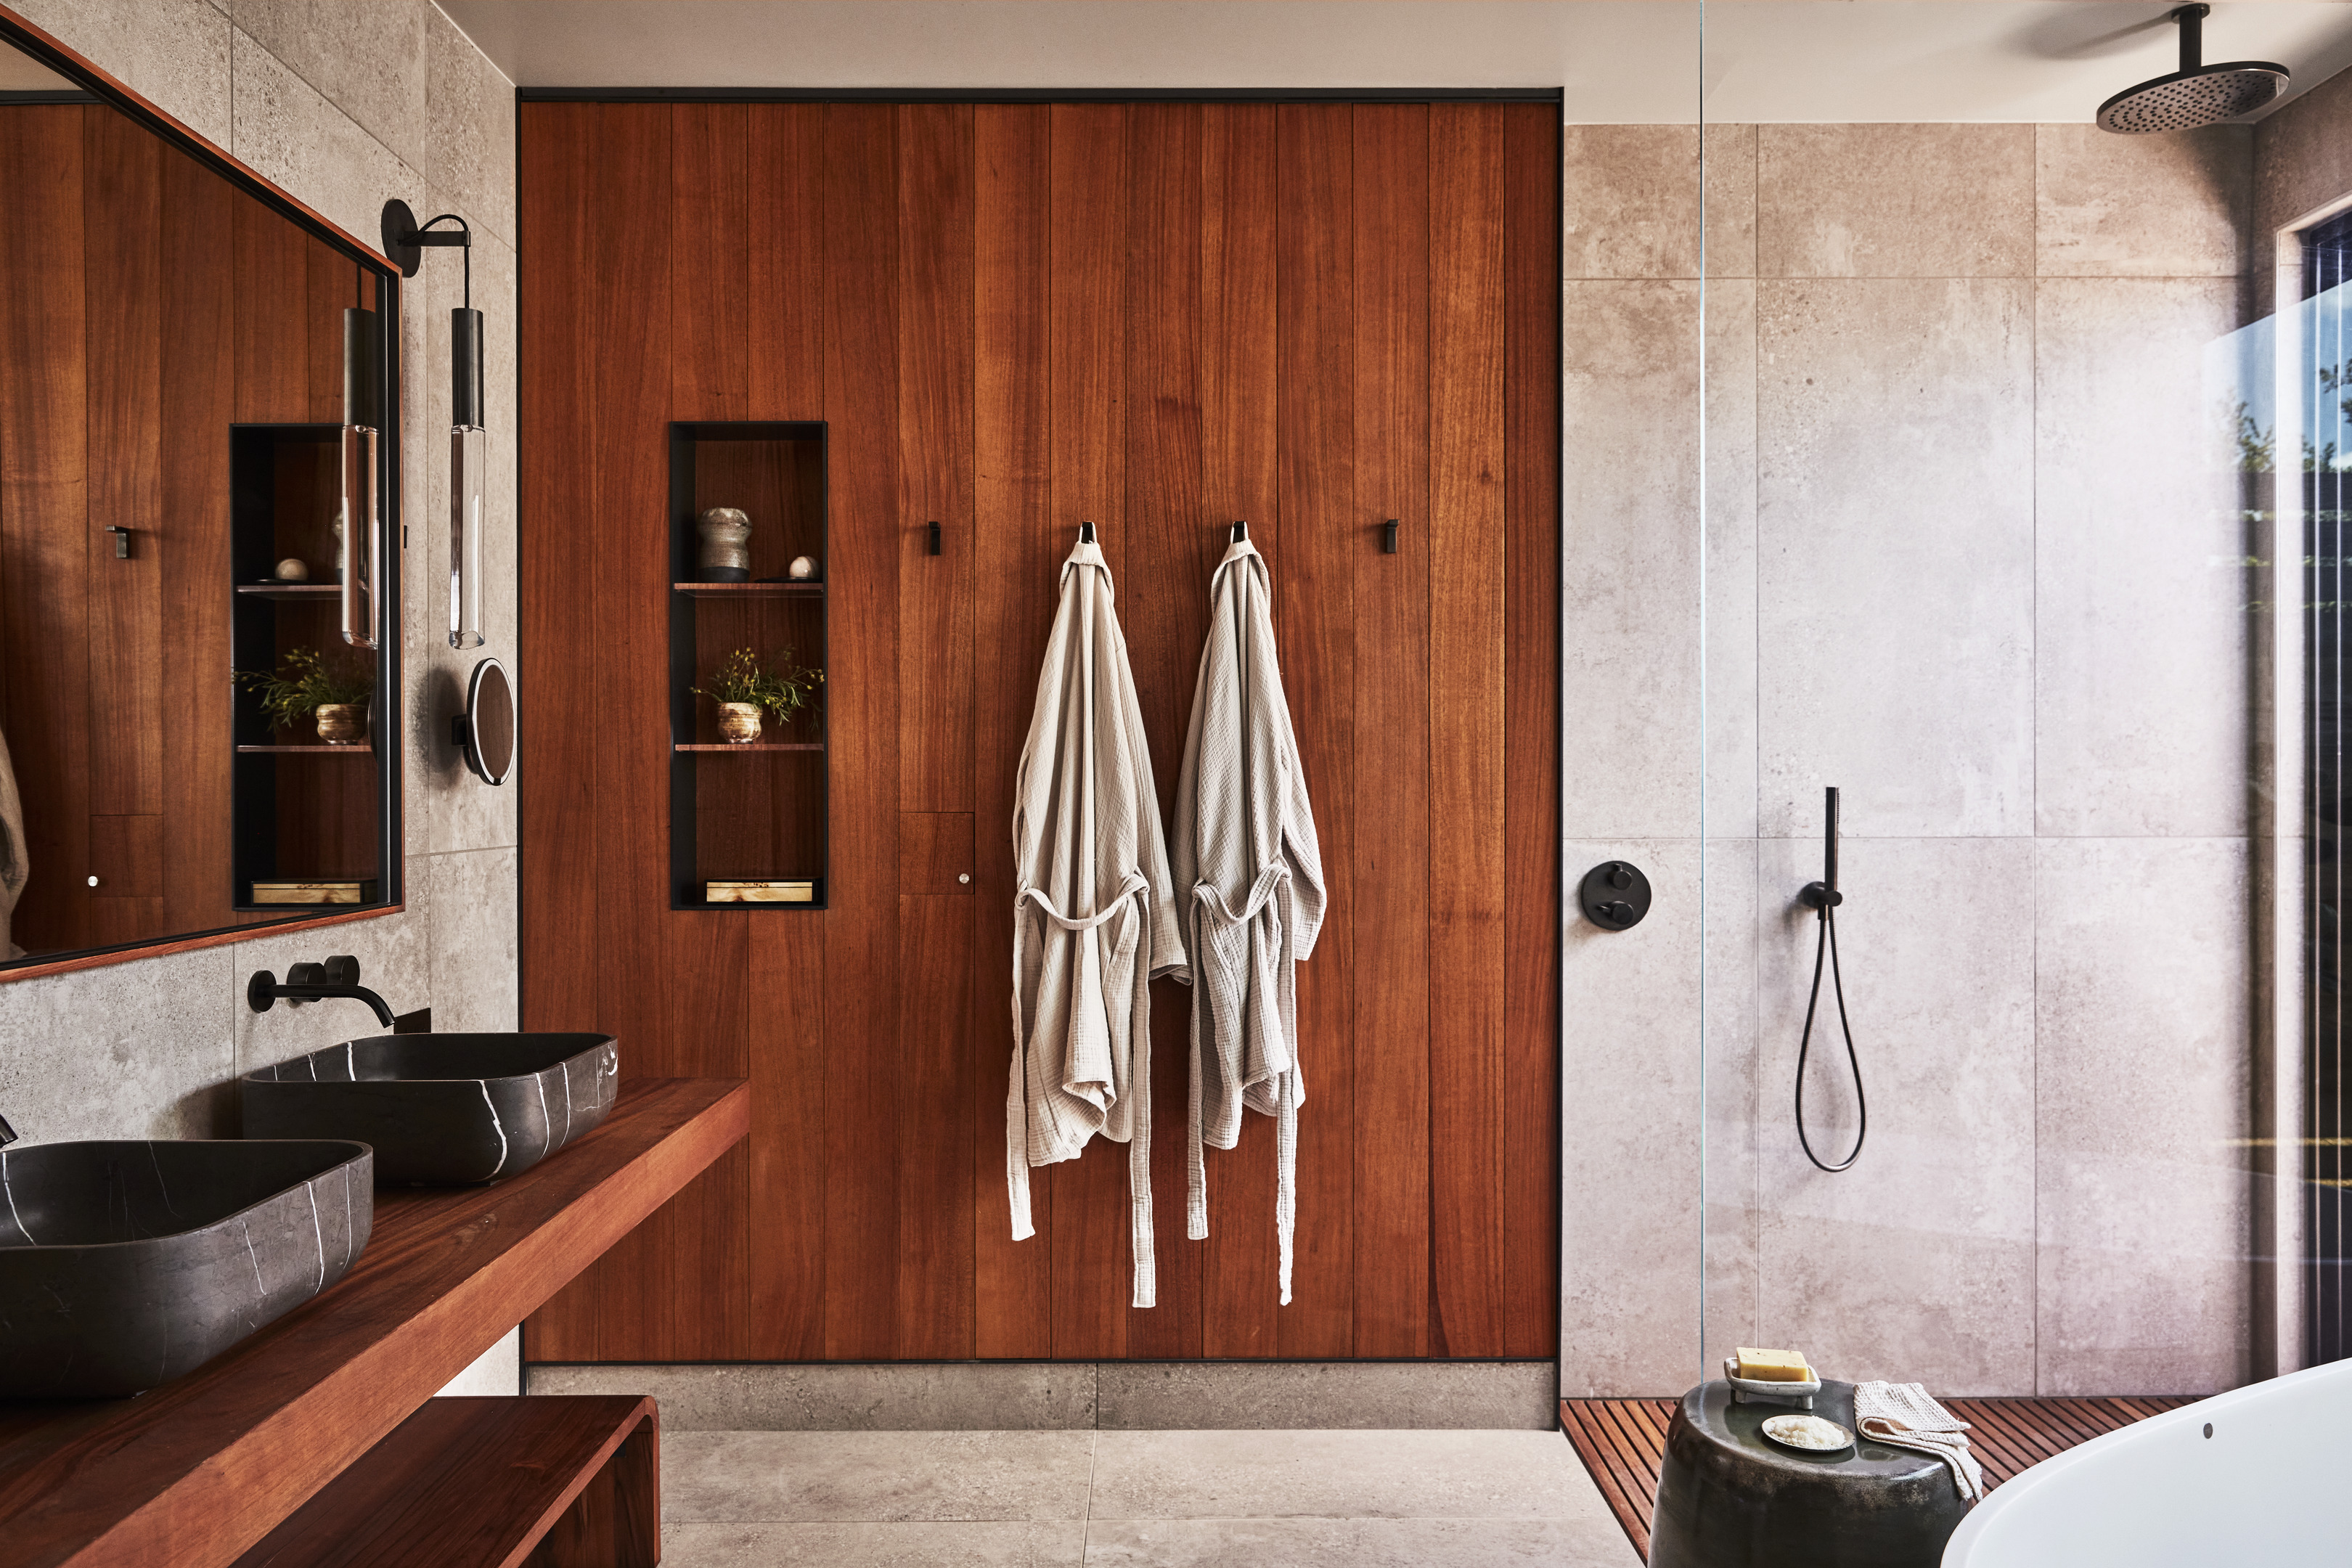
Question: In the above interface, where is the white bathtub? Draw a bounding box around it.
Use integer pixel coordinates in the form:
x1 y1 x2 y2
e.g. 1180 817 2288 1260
1943 1357 2352 1566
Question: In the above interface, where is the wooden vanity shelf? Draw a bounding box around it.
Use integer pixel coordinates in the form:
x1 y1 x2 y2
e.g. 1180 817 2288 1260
229 423 390 916
0 1077 748 1568
669 421 830 912
230 1395 658 1568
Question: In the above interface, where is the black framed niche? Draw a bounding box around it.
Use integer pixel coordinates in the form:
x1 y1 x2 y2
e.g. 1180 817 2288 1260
669 422 829 910
230 424 395 912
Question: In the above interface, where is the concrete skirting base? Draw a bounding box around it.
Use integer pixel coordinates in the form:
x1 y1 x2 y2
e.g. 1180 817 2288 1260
525 1359 1559 1432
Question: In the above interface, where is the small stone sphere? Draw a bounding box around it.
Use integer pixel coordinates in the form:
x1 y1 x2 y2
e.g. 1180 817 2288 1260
274 558 310 581
788 555 817 581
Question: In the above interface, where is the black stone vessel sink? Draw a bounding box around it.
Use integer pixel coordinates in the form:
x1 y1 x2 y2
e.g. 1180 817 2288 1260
240 1033 620 1185
0 1138 372 1398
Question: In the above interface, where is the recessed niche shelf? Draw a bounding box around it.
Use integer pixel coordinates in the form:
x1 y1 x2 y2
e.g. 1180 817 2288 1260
230 423 389 917
669 420 830 912
671 581 825 598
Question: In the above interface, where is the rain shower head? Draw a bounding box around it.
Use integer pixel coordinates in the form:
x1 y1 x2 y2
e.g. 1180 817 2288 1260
2096 4 2286 134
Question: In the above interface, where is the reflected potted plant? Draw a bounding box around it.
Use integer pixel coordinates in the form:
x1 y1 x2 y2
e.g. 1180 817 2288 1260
235 646 376 746
692 647 822 744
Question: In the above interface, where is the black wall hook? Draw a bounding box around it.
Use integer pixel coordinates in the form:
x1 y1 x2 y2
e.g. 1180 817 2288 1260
1232 520 1249 543
927 520 941 556
1382 519 1400 554
1079 521 1095 544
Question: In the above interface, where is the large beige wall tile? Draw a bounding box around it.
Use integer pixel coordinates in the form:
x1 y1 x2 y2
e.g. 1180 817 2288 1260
0 945 234 1141
1753 836 2038 1395
1561 123 1754 279
229 25 427 255
425 847 516 1032
7 0 231 147
1704 279 1760 841
2036 836 2253 1396
2038 123 2250 279
1559 837 1720 1395
1759 124 2033 279
2036 277 2250 838
1756 277 2035 838
1699 837 1760 1376
2255 67 2352 314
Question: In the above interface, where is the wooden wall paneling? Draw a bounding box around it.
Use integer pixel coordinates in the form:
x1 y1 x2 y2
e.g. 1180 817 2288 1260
743 102 830 1361
1045 101 1133 1360
584 103 686 1360
969 102 1055 1360
1426 102 1509 1356
1119 101 1208 1362
1500 103 1562 1358
672 104 750 422
899 811 974 894
893 103 979 1357
304 237 360 425
817 102 905 1361
0 106 91 957
231 189 308 423
1270 102 1357 1359
1347 102 1434 1358
82 107 163 841
1194 102 1283 1358
159 148 240 936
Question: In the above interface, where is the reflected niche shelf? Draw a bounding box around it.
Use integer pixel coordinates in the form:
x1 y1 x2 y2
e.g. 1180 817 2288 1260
669 421 830 911
229 424 386 912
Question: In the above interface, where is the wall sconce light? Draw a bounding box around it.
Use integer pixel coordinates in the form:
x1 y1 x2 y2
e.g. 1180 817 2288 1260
383 200 485 650
341 266 381 650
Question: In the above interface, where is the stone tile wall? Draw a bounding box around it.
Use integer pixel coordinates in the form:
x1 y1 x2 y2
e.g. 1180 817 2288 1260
1561 121 2264 1398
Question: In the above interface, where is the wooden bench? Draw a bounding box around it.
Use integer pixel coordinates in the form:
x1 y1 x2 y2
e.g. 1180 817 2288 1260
232 1396 658 1568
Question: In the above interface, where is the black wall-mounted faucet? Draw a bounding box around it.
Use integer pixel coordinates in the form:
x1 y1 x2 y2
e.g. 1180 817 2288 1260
0 1112 17 1148
247 955 395 1029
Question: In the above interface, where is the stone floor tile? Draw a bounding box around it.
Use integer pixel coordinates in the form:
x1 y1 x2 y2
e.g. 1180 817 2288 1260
663 1520 1087 1566
662 1431 1097 1524
1085 1430 1598 1521
1082 1516 1641 1566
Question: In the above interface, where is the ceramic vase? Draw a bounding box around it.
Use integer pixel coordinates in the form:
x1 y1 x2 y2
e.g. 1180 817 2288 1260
314 704 367 746
717 702 763 743
698 507 752 582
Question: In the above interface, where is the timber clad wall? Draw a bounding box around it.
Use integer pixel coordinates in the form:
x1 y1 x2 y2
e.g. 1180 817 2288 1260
519 100 1559 1363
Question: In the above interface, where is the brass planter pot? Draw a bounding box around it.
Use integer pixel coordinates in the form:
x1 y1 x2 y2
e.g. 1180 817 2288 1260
314 703 367 746
717 702 763 743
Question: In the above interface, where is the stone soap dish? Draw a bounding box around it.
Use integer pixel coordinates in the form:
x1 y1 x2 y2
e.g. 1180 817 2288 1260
1725 1356 1821 1409
242 1032 618 1185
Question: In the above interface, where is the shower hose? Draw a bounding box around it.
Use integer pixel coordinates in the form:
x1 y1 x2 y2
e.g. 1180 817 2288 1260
1794 895 1866 1173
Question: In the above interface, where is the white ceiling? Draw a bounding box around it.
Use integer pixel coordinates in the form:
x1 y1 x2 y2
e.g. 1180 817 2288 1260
436 0 2352 123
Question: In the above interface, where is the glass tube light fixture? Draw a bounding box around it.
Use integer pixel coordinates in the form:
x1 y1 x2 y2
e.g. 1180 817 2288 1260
380 199 484 648
340 282 382 650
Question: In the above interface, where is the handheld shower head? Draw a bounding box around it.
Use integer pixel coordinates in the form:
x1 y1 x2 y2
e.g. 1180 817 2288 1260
2096 4 2286 134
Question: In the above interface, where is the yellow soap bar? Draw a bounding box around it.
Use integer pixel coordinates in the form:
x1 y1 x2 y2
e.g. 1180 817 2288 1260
1735 1347 1811 1383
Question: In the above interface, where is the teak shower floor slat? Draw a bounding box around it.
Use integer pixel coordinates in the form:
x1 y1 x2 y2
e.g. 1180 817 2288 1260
1560 1394 2198 1561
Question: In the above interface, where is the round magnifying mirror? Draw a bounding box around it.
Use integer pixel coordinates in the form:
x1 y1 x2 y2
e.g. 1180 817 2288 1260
452 657 515 785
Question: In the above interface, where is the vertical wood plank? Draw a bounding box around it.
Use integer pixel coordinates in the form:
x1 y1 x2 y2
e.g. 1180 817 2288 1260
232 189 307 424
1196 102 1284 1357
586 102 685 1361
1119 102 1209 1362
1272 102 1357 1360
159 147 238 937
672 104 749 422
1500 103 1561 1358
893 103 979 1359
897 103 977 814
1046 100 1132 1361
819 102 905 1361
1427 102 1508 1357
1349 102 1434 1359
82 109 163 826
971 103 1056 1360
743 102 831 1362
0 107 91 957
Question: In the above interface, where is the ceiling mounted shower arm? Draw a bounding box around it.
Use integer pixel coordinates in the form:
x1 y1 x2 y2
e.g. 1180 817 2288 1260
2176 2 2207 73
2095 3 2287 134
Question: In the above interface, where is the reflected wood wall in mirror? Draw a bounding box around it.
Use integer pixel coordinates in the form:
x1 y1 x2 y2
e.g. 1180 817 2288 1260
0 14 401 976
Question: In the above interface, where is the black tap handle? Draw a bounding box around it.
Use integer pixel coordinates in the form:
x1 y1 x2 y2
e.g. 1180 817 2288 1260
322 954 362 987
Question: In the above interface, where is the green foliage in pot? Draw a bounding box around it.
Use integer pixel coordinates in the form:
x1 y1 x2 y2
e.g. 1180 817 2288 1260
234 646 376 730
693 647 824 725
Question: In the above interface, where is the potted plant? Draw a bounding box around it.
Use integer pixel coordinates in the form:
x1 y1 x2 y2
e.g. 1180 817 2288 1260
692 647 822 743
235 646 377 746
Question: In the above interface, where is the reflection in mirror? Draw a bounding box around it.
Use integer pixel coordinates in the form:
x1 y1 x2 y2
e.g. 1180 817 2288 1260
0 27 399 967
455 659 515 788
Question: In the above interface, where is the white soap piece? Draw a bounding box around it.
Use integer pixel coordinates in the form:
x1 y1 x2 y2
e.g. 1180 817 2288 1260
1762 1414 1853 1451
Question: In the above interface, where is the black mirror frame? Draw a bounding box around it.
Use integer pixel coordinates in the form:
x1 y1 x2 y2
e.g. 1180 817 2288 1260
0 4 404 982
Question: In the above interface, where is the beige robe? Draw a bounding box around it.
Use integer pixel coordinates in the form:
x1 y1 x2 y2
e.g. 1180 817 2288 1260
1007 539 1187 1308
1172 539 1327 1305
0 724 24 960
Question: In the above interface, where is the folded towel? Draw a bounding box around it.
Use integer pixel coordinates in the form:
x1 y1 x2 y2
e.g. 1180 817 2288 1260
1852 1380 1985 1503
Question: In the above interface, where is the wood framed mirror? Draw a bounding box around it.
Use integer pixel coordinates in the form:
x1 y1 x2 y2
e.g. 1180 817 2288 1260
0 7 404 981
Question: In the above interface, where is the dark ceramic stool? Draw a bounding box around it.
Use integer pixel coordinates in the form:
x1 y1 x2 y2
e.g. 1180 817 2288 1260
1649 1380 1971 1568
